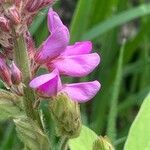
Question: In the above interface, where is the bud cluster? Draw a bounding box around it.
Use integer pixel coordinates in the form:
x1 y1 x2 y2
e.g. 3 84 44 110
0 1 20 48
0 0 56 48
0 0 55 95
0 1 101 144
0 53 22 94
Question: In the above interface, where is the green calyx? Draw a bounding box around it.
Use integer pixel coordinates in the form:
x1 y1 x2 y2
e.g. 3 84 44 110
93 136 114 150
49 93 82 138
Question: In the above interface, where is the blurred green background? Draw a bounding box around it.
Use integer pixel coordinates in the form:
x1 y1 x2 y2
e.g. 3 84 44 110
1 0 150 149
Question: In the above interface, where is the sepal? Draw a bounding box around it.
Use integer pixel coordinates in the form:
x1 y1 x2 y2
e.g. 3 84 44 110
93 136 114 150
0 89 24 121
49 93 82 138
14 117 51 150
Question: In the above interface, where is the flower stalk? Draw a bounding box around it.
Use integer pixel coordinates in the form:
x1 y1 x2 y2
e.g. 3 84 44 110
13 33 42 129
60 136 69 150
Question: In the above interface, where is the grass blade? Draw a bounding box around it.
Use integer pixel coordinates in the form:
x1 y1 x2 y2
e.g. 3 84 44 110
82 3 150 40
107 40 125 142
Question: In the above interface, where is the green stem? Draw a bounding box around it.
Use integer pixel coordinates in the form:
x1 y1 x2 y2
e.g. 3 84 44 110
60 137 69 150
13 33 42 129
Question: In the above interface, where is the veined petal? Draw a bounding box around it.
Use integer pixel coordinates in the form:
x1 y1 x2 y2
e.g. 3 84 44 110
61 81 101 103
35 26 69 64
48 9 65 32
61 41 92 56
29 69 62 97
47 53 100 77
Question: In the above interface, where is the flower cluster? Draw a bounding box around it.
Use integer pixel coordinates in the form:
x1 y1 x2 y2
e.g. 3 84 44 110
0 0 55 51
0 1 101 103
0 1 102 147
30 9 101 103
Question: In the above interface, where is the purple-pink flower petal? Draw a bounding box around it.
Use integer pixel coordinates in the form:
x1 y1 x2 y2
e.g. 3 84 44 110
35 9 70 64
29 69 62 97
61 41 92 56
35 26 69 64
61 81 101 102
47 53 100 77
48 9 65 32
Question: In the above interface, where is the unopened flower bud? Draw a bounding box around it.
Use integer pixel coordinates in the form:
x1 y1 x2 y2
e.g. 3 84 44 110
25 31 36 59
0 56 12 86
3 47 13 60
10 62 22 85
41 0 56 8
0 17 10 32
93 136 114 150
13 0 21 7
49 93 82 138
25 0 56 12
0 0 19 5
6 6 20 24
25 0 42 12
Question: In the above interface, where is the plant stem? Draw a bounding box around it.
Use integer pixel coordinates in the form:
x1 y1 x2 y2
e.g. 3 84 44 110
13 33 43 129
60 137 69 150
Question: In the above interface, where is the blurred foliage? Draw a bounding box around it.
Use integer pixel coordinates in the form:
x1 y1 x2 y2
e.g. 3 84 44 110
1 0 150 149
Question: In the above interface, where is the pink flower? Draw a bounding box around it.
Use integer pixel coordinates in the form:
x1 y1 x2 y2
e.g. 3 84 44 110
35 9 100 77
29 69 101 103
31 9 101 102
35 9 70 64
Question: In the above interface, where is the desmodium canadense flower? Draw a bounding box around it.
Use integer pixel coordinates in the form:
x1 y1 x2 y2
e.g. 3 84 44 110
35 9 70 64
35 9 100 77
29 69 101 103
30 69 100 138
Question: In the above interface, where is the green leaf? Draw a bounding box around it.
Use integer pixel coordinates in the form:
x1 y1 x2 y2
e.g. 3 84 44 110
14 117 51 150
124 93 150 150
0 90 24 121
29 8 48 35
82 3 150 40
69 125 98 150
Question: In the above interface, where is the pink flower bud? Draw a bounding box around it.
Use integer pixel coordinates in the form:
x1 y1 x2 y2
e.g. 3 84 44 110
0 17 10 32
25 0 56 12
24 31 36 59
3 47 13 60
0 0 4 4
25 0 42 12
41 0 56 8
13 0 21 7
6 6 21 24
10 62 22 85
0 55 12 86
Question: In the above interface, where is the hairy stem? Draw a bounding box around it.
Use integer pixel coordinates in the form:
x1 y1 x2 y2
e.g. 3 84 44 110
13 33 42 129
60 137 69 150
